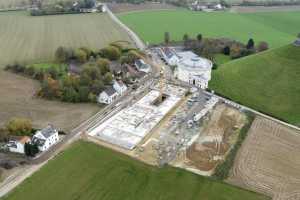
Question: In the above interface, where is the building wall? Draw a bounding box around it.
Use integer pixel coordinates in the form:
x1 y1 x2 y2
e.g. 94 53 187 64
9 143 24 154
177 65 211 89
98 92 119 104
38 132 59 152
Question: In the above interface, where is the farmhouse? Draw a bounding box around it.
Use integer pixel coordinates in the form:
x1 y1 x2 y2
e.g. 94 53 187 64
7 136 31 154
32 125 59 152
98 87 119 104
135 59 151 73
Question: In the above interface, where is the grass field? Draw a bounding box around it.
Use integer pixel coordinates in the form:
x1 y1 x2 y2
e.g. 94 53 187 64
0 11 132 66
209 44 300 125
119 10 299 48
2 141 269 200
30 63 66 70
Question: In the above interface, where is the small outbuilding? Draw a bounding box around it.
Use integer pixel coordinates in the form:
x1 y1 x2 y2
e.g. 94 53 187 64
7 136 31 154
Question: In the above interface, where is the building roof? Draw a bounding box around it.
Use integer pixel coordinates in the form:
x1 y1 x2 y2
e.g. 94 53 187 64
294 39 300 46
40 125 57 138
9 136 31 144
135 59 149 69
178 51 212 70
115 80 126 88
103 87 117 96
162 47 178 59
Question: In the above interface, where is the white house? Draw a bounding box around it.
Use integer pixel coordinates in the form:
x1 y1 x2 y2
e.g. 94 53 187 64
160 47 180 66
113 80 127 95
98 87 119 104
32 125 59 152
7 136 31 154
134 59 151 73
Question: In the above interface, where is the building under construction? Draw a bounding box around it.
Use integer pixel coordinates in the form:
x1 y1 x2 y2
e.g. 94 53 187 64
88 84 187 150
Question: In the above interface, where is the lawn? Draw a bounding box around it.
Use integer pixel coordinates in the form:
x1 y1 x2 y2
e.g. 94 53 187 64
0 11 132 67
215 54 231 66
209 44 300 125
118 10 299 48
3 141 269 200
30 63 66 70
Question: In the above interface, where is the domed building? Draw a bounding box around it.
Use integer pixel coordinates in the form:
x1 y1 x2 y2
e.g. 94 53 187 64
158 47 213 89
175 51 213 89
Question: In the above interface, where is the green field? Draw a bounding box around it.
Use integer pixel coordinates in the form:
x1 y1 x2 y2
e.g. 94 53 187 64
0 11 132 66
119 10 299 48
30 63 66 69
3 141 269 200
209 44 300 125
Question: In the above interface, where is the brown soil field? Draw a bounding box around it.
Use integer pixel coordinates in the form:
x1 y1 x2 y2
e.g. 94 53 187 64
0 70 100 132
186 104 246 171
108 2 177 14
0 12 127 132
231 5 300 13
228 117 300 200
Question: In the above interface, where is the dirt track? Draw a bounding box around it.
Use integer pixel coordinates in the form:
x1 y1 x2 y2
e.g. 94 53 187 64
228 117 300 200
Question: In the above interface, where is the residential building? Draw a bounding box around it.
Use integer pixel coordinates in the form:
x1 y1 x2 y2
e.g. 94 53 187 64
134 59 151 73
7 136 31 154
98 87 119 104
32 125 59 152
113 80 127 95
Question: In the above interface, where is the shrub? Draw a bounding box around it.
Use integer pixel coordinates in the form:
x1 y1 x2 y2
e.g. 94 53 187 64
257 41 269 52
24 143 39 157
6 118 33 136
96 58 110 75
100 46 121 61
55 46 69 63
223 46 230 55
61 87 79 103
75 49 88 63
24 66 35 77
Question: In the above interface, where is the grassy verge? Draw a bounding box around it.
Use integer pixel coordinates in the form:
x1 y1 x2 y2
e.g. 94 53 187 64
2 141 269 200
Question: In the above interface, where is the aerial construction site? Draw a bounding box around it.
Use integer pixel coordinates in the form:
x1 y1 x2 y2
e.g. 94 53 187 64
86 76 248 177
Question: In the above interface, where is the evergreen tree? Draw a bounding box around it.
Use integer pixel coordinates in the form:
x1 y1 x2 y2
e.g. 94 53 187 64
246 38 255 49
164 32 170 45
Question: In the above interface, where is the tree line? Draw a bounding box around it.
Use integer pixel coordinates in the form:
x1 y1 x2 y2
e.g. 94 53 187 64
164 32 269 69
5 43 142 103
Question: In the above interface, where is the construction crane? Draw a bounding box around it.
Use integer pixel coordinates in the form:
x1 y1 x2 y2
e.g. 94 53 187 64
158 66 165 103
